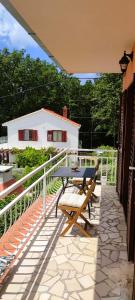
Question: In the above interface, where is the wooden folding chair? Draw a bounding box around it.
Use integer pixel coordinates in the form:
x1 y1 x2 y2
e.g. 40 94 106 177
72 160 100 217
58 180 96 237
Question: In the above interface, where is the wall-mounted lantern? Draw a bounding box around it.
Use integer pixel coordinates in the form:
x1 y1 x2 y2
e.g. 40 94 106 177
119 51 133 73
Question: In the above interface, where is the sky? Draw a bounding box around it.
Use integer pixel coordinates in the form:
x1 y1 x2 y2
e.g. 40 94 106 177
0 3 97 82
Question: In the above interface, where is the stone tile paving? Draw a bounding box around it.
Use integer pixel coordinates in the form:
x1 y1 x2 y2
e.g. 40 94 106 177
0 185 134 300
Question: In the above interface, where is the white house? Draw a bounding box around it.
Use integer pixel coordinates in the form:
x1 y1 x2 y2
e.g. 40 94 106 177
1 108 81 150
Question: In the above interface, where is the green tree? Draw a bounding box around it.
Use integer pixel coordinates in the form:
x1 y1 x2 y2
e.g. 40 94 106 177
91 74 122 146
0 49 79 133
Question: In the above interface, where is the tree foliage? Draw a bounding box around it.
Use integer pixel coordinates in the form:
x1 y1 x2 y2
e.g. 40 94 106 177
0 48 122 148
91 74 122 146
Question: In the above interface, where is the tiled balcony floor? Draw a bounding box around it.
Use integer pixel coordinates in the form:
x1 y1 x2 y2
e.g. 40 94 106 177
0 185 134 300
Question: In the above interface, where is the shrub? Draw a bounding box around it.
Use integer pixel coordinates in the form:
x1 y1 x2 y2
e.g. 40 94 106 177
15 147 50 167
11 148 23 155
0 194 15 210
92 145 117 158
0 194 16 236
22 165 44 188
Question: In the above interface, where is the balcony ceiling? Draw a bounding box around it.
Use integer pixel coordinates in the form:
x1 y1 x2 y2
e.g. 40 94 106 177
2 0 135 73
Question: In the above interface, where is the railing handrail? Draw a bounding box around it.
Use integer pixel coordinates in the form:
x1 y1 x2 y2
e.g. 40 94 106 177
73 155 117 159
69 148 117 153
0 155 66 216
0 148 67 200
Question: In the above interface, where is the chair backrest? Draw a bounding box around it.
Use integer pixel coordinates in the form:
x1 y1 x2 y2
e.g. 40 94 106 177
81 180 96 211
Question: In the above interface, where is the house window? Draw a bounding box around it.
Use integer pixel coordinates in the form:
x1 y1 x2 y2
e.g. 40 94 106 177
24 129 29 141
47 130 67 142
53 131 62 142
18 130 38 141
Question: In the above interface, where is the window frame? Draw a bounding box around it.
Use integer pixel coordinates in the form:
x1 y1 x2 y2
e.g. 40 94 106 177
47 130 67 142
18 129 38 141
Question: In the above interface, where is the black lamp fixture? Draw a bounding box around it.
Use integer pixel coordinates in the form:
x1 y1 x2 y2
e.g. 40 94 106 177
119 51 133 73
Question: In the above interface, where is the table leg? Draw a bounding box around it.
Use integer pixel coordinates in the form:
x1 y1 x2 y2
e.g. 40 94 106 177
82 177 91 218
55 177 68 217
82 177 86 190
88 202 91 219
79 177 86 194
62 177 67 192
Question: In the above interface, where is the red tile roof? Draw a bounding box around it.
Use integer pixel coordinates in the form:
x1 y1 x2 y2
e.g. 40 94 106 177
42 108 80 127
3 108 81 128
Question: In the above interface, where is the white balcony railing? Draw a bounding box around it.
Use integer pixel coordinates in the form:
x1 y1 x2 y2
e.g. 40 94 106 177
0 148 117 244
0 149 67 242
69 148 117 185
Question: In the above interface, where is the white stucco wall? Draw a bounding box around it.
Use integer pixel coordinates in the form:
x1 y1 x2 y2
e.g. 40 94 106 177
4 110 80 150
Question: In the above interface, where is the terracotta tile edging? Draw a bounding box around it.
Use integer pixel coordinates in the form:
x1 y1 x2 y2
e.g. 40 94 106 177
0 193 57 284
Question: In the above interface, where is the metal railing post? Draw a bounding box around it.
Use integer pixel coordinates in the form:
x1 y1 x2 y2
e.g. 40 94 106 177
42 168 46 214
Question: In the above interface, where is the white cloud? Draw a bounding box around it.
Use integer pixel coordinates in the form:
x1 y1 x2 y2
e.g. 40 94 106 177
0 4 38 49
